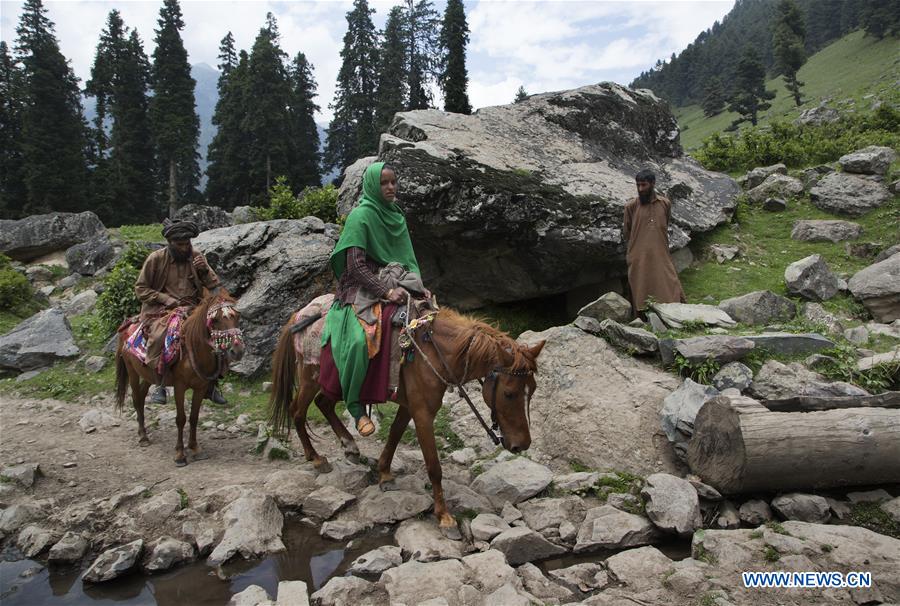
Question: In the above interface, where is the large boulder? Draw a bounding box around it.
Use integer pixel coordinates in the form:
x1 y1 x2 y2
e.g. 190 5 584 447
809 172 891 216
749 360 868 401
717 290 796 325
65 236 115 276
791 220 861 243
784 254 840 301
338 83 739 308
746 173 803 203
0 308 80 371
0 211 106 262
174 204 232 232
838 145 897 176
514 325 680 475
739 163 787 190
470 458 553 505
192 219 338 374
794 104 840 126
848 253 900 323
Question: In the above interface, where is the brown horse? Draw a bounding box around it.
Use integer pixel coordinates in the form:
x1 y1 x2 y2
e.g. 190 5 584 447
270 306 545 530
115 291 245 466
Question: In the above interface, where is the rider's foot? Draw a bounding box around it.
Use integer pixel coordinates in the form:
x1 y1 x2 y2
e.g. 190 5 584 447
207 384 228 405
356 416 376 437
150 385 167 405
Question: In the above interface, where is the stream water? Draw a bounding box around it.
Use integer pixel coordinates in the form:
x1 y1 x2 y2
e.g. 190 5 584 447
0 519 693 605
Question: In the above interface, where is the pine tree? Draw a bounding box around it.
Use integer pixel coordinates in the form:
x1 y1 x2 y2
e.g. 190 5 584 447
404 0 440 110
324 0 379 175
514 85 528 103
859 0 900 39
727 48 775 129
438 0 471 114
14 0 89 214
109 30 156 224
701 76 726 117
243 13 294 201
150 0 200 218
289 52 321 188
374 6 407 134
206 34 250 209
773 0 806 107
206 44 251 209
0 41 27 218
86 10 125 167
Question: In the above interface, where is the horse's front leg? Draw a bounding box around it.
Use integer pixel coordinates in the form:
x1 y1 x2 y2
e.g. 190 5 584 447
378 405 411 488
187 384 207 461
173 383 188 467
411 408 456 531
129 369 150 446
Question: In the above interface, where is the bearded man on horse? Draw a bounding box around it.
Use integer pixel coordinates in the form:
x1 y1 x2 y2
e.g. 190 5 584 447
135 219 228 406
323 161 432 436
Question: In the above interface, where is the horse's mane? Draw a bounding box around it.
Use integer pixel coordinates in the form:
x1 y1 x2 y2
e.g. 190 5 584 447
435 308 538 373
183 290 235 350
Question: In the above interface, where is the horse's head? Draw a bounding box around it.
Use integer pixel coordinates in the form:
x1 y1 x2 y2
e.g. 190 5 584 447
205 291 245 364
482 339 545 454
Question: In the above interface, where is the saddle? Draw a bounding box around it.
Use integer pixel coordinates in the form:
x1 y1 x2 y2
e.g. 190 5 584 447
120 307 189 375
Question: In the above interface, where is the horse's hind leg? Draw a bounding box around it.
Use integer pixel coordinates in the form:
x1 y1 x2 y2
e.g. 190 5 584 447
129 369 150 446
293 365 331 472
316 393 360 461
187 386 207 461
377 405 411 489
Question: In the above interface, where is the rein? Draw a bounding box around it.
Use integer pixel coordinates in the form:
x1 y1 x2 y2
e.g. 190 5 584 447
186 300 243 382
402 304 533 446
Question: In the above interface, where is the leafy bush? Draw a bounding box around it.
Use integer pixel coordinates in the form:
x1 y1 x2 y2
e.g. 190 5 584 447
95 243 150 334
0 254 32 311
694 105 900 173
255 176 339 224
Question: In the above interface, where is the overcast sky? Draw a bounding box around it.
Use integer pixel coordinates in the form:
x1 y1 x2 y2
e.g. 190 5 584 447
0 0 733 123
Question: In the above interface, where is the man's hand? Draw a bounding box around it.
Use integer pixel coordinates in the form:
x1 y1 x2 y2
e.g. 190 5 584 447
422 288 432 301
192 252 209 275
387 287 409 305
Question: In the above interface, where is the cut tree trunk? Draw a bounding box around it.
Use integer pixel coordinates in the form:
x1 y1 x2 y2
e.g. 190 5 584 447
764 391 900 412
686 394 900 494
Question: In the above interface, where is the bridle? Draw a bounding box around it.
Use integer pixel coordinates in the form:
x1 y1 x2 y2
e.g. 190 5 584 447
187 300 244 382
403 309 534 446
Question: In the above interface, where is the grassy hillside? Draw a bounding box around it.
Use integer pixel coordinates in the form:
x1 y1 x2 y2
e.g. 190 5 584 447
676 31 900 151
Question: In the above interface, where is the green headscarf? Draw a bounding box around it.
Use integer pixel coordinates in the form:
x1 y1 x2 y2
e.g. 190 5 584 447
330 161 420 278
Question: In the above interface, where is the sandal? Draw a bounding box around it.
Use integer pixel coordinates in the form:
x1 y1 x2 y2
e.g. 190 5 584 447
356 416 376 437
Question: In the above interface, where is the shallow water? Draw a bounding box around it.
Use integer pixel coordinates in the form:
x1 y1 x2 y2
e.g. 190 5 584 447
0 520 394 605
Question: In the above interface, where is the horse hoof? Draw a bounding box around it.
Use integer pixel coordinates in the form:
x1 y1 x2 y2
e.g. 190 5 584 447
440 524 462 541
314 459 333 474
379 479 399 492
175 458 187 467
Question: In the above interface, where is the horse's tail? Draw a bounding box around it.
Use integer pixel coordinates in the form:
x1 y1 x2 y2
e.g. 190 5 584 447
269 321 299 438
115 336 128 412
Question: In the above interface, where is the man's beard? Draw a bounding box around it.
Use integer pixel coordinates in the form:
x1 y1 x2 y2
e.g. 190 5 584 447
638 189 654 204
168 243 192 262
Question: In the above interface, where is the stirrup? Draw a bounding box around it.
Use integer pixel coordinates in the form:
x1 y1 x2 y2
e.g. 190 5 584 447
150 386 167 404
356 416 376 437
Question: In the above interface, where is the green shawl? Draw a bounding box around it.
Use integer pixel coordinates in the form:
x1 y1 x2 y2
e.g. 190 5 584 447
330 161 420 278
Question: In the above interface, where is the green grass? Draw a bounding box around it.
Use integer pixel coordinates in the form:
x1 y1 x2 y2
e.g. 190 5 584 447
763 545 780 562
374 403 463 452
680 196 900 307
676 31 900 150
847 502 900 539
478 295 569 338
113 223 165 243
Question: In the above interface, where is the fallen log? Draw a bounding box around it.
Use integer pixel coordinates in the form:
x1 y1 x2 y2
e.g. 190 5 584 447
686 395 900 494
763 391 900 412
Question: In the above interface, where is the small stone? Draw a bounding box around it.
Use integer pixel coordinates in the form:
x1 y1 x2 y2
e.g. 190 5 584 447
762 197 786 212
63 462 77 468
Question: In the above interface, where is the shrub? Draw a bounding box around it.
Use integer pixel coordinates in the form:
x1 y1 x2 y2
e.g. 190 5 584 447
0 254 32 311
255 176 339 224
694 106 900 173
95 243 150 334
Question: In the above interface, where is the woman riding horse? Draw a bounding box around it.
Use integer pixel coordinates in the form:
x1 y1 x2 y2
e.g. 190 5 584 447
323 161 430 436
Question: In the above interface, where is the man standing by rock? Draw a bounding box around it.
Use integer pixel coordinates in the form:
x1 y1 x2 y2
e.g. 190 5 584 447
623 169 685 314
135 219 227 405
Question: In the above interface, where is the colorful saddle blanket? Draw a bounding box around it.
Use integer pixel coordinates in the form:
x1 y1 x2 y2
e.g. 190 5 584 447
121 307 189 374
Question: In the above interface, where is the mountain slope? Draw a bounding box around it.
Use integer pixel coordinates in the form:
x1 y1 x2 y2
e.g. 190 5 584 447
675 30 900 150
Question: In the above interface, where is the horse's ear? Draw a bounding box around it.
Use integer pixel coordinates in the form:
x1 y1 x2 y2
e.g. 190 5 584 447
527 340 546 359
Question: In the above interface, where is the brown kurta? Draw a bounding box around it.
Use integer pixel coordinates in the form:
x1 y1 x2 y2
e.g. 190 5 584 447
134 247 220 372
623 194 685 312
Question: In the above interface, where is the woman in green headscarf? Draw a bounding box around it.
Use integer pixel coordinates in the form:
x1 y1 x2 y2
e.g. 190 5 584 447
322 162 428 436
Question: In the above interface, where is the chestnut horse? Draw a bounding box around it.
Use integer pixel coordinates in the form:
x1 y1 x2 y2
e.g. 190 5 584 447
115 291 244 466
270 306 545 530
